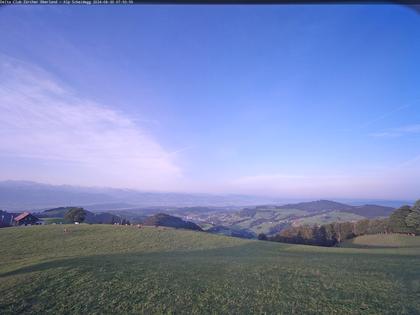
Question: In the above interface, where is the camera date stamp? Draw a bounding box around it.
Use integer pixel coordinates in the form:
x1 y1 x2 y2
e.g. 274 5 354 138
0 0 135 4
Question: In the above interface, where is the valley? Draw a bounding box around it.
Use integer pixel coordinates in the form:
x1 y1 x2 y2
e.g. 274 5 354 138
162 200 395 238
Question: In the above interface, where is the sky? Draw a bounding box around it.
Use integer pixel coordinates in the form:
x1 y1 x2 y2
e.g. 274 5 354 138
0 4 419 199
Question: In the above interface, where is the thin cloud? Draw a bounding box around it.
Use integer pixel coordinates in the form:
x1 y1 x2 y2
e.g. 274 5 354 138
0 55 182 190
341 102 415 133
359 103 412 129
397 124 420 133
370 124 420 138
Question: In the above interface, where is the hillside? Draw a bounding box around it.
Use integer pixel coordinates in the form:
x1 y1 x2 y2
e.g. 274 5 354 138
184 200 395 238
143 213 202 231
0 225 419 314
291 211 365 226
344 204 395 218
206 225 255 239
277 200 394 218
38 207 76 217
277 200 353 212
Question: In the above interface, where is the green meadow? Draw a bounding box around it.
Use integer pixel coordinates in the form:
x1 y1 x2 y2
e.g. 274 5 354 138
1 225 419 314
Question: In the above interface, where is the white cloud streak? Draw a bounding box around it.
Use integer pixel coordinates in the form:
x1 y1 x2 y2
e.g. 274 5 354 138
0 55 182 190
370 124 420 138
0 56 418 198
359 103 412 129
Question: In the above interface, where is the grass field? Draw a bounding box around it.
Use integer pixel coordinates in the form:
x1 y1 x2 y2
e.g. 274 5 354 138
41 217 65 224
293 211 365 226
341 233 420 249
1 226 419 314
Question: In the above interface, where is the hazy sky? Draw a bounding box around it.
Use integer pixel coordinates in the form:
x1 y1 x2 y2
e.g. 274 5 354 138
0 5 419 199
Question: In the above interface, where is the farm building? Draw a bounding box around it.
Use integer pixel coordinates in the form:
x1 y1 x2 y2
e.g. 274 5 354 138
0 210 17 228
14 212 41 226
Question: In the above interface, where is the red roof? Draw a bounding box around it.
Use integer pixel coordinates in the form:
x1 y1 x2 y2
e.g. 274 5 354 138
14 212 31 221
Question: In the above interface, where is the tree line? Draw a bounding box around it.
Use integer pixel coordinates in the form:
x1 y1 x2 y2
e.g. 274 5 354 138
64 207 131 225
259 199 420 247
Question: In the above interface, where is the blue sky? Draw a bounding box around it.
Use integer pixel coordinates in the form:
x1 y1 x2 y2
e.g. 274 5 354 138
0 5 419 199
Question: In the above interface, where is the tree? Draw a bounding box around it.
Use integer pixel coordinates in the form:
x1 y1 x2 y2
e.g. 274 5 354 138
325 224 338 246
64 207 86 223
314 225 336 246
314 225 326 245
339 222 356 240
405 200 420 235
354 219 370 236
389 205 413 234
367 218 389 234
332 222 342 243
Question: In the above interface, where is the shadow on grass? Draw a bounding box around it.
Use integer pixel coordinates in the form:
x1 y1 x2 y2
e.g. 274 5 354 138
0 242 312 279
2 240 417 281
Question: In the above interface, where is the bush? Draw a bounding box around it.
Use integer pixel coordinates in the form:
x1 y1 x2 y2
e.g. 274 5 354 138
258 233 268 241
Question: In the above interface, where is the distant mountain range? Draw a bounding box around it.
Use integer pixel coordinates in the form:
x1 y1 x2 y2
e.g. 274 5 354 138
0 180 410 212
0 180 277 210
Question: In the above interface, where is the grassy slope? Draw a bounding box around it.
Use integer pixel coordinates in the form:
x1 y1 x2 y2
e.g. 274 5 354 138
41 217 65 224
0 226 419 315
229 208 308 235
341 233 420 249
216 208 367 235
294 211 366 226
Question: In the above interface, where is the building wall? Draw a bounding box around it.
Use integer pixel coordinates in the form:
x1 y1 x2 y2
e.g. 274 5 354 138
16 215 39 226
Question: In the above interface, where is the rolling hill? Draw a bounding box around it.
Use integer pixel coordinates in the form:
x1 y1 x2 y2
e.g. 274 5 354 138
206 225 255 238
0 225 419 314
36 207 122 224
344 204 395 218
0 180 276 210
277 200 394 218
277 200 353 212
143 213 202 231
185 200 395 238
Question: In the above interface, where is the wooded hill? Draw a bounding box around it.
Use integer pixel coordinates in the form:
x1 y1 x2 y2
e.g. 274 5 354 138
277 200 394 218
265 200 420 247
143 213 202 231
36 207 125 225
189 200 395 239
